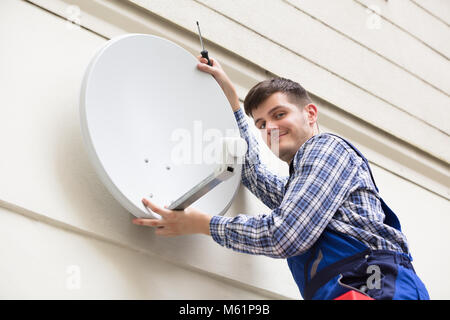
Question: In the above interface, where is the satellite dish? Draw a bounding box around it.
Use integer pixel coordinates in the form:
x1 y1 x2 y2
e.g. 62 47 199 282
80 34 243 219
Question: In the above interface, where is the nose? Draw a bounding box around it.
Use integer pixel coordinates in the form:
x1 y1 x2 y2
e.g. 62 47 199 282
266 123 279 136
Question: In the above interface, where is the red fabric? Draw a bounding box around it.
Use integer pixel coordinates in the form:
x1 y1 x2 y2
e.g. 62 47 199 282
334 290 374 300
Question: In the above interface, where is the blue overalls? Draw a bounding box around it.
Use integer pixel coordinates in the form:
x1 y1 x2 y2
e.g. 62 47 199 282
286 135 430 300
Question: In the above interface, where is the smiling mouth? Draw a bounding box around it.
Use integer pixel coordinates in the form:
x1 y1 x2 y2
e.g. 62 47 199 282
269 132 287 144
278 132 288 139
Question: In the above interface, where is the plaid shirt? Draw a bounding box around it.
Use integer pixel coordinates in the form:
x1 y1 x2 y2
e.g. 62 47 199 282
209 108 410 258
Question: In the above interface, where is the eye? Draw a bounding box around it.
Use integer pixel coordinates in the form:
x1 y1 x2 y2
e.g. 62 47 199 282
259 123 266 129
275 112 285 119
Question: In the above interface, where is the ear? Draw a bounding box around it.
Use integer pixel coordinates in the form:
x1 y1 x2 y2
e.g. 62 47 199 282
304 103 318 127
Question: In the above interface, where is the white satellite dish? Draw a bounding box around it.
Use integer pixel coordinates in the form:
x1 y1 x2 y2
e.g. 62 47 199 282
80 34 244 219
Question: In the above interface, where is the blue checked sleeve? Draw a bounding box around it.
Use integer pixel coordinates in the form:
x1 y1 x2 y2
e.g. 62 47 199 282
232 108 288 209
210 134 362 258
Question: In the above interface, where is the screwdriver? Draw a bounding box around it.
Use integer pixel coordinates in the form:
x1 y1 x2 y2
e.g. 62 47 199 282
196 21 212 66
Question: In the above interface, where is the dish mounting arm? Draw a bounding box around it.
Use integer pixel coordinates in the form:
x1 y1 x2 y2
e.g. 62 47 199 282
167 137 247 211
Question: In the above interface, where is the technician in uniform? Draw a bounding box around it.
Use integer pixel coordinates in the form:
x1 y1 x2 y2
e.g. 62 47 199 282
133 56 430 300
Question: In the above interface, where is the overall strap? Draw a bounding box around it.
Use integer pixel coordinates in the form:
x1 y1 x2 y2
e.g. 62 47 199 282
327 133 402 231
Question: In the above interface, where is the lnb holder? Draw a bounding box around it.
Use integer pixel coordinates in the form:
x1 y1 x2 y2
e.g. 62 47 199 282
167 137 247 211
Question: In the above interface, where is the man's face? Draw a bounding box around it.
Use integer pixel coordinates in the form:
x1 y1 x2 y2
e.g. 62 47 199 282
252 92 317 163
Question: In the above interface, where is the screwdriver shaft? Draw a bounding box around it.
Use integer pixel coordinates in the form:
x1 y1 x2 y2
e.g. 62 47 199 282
196 21 205 51
196 21 212 66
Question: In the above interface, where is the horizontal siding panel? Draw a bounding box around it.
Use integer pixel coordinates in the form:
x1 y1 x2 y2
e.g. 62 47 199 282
412 0 450 26
285 0 450 97
197 0 450 135
356 0 450 59
0 206 277 299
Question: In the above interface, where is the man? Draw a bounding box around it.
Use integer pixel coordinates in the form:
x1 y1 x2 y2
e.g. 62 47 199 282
132 56 429 300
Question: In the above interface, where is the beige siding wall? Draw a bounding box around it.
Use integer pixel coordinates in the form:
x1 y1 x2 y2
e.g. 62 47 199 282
0 0 449 299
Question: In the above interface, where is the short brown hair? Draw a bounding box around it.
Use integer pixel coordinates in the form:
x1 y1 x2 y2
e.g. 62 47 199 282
243 77 312 117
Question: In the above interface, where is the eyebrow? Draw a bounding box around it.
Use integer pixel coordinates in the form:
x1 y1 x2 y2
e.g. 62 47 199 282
254 105 285 126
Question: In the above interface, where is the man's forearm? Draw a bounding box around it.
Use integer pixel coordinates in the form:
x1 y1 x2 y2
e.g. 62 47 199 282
221 82 240 112
196 55 240 112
